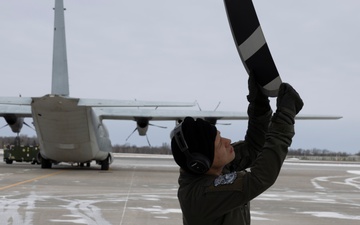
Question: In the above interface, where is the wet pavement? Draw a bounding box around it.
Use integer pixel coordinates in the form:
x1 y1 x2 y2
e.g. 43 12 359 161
0 154 359 225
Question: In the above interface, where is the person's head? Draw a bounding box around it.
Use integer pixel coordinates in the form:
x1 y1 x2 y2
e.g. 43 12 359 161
171 117 234 175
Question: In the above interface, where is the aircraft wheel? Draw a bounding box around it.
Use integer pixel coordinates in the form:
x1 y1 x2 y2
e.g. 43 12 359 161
101 157 109 170
5 159 13 164
86 162 91 167
41 158 52 169
36 152 42 164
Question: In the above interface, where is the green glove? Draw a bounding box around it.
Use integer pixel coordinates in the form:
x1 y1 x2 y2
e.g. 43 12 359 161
272 83 304 124
247 74 271 116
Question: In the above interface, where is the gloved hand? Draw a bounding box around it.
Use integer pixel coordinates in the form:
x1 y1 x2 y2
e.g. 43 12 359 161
247 74 271 116
272 83 304 124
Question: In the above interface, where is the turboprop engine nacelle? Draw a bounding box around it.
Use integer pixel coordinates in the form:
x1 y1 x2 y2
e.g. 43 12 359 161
136 119 149 136
4 115 24 133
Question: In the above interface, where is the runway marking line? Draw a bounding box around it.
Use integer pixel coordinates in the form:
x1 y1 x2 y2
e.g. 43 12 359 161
119 168 135 225
0 170 66 191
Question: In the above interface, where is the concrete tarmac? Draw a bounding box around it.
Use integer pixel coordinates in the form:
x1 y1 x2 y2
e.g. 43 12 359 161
1 154 360 225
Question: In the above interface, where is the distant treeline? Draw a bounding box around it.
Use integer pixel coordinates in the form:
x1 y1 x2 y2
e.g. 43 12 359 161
288 148 360 161
112 143 172 154
0 135 39 147
288 148 359 157
1 136 359 157
0 135 172 154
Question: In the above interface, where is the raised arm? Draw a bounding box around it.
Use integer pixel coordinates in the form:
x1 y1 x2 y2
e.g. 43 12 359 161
231 75 272 170
246 83 304 198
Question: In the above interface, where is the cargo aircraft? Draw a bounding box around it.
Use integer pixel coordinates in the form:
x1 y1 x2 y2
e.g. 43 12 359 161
0 0 341 170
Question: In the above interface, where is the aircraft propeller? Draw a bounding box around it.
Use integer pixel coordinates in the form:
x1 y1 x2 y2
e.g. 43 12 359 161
125 118 167 146
1 116 36 134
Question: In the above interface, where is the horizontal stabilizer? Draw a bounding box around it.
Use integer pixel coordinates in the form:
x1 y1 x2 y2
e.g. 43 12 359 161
0 105 32 117
0 97 32 105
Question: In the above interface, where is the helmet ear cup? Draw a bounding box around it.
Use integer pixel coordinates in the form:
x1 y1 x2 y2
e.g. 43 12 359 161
186 152 211 174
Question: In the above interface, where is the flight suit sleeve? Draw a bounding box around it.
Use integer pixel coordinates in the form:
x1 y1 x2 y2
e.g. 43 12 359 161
245 120 294 198
230 108 272 171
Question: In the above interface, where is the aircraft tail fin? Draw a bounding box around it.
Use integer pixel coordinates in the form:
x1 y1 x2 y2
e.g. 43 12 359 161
52 0 69 96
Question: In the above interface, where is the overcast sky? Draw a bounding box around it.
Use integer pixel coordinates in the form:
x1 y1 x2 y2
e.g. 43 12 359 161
1 0 359 154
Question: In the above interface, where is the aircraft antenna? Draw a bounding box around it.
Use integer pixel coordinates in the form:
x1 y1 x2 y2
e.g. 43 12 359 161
214 101 221 111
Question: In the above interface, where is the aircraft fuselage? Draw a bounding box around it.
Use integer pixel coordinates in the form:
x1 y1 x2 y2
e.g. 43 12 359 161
31 95 111 163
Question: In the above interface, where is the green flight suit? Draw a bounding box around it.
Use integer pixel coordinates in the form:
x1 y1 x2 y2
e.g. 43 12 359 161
177 109 294 225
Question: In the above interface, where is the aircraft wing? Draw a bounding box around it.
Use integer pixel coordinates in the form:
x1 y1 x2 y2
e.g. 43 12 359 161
78 98 196 107
0 95 342 121
95 108 249 121
0 105 32 117
294 114 342 120
95 108 342 122
0 96 196 108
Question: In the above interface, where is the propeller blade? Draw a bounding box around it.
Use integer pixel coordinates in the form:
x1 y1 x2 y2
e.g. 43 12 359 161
125 128 138 141
0 124 9 129
216 122 232 126
149 123 167 129
23 122 36 131
146 134 151 147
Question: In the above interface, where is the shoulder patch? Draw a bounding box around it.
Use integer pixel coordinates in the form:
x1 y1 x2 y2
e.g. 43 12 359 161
214 172 237 187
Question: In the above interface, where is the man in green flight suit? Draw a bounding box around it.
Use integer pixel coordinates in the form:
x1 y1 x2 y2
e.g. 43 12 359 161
170 76 303 225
